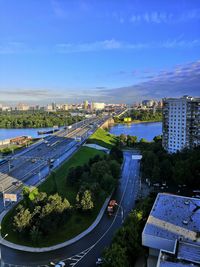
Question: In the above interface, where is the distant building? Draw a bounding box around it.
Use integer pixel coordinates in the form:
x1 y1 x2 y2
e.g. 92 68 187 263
162 95 200 153
52 102 56 111
142 99 155 107
83 100 89 110
45 104 53 111
0 104 11 111
142 193 200 267
92 102 105 110
61 104 68 111
17 103 29 111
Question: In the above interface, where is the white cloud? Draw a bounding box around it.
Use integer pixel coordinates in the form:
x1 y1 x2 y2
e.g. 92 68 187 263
1 37 199 55
129 9 200 24
56 38 200 53
102 60 200 102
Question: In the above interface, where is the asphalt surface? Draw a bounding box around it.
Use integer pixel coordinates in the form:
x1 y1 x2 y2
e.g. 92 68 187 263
0 116 107 213
1 151 141 267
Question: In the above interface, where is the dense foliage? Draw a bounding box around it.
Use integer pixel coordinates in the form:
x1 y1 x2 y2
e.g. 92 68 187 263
102 194 156 267
12 151 122 244
0 111 83 128
115 109 162 123
13 187 71 243
67 152 122 200
141 138 200 188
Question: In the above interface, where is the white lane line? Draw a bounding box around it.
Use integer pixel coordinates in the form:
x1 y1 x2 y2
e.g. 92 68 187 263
70 154 133 266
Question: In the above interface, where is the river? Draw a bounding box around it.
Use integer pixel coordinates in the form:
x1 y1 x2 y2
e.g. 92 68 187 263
0 122 162 142
109 121 162 141
0 127 56 141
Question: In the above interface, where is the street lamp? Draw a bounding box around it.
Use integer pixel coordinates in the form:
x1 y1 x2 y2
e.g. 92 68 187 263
0 233 8 266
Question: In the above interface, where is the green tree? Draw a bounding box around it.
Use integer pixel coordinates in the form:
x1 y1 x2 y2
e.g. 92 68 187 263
103 243 129 267
101 173 116 194
109 160 121 179
80 190 94 211
30 225 42 244
13 206 32 232
153 135 162 143
110 146 123 163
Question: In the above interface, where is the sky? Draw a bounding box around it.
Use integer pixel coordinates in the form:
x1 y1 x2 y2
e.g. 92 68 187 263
0 0 200 104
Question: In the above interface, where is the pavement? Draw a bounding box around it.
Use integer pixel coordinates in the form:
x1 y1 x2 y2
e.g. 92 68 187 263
1 150 141 267
0 116 108 213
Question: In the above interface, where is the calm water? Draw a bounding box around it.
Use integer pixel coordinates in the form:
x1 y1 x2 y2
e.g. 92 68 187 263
109 122 162 141
0 127 56 141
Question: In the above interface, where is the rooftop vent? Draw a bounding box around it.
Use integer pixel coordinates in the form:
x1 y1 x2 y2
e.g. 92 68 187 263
182 220 189 225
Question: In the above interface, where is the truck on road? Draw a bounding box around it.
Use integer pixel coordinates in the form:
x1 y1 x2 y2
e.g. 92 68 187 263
107 200 117 215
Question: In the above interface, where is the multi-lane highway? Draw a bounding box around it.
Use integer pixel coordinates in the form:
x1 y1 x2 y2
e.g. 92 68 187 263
0 116 107 213
1 151 141 267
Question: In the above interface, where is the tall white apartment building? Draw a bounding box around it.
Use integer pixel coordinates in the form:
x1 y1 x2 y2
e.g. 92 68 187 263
162 96 200 153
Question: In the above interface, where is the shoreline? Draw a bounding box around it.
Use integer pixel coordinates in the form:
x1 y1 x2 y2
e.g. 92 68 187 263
113 120 162 124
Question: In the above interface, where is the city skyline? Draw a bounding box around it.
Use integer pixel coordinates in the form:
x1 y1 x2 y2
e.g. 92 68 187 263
0 0 200 104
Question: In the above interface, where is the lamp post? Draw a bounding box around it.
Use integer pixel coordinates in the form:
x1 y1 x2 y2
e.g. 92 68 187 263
0 233 8 266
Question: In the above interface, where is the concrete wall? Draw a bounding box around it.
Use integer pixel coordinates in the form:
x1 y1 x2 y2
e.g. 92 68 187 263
142 233 176 253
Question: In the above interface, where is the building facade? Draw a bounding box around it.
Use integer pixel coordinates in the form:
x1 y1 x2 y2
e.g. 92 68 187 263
162 96 200 153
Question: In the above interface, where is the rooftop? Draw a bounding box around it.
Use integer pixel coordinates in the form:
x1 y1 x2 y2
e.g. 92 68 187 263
158 244 200 267
143 193 200 244
159 258 199 267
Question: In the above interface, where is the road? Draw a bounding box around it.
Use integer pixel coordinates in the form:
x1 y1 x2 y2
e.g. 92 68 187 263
0 116 108 213
1 151 141 267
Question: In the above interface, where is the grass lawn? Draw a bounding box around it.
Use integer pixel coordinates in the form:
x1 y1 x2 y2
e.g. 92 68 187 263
1 146 106 247
87 128 117 149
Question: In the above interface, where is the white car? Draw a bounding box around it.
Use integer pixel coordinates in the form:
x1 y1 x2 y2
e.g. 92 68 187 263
96 258 104 265
55 262 65 267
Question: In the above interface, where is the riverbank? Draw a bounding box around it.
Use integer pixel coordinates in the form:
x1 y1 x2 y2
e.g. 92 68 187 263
109 121 162 142
114 119 162 124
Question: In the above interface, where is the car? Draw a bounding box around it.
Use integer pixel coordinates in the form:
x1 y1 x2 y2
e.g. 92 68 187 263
55 262 65 267
96 258 104 265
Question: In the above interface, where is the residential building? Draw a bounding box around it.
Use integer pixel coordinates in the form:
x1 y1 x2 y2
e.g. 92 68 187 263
16 103 29 111
61 104 68 111
142 193 200 267
91 102 105 110
162 96 200 153
83 100 89 110
142 99 155 107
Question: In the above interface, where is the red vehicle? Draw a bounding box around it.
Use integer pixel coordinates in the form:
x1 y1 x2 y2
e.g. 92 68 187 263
107 200 117 215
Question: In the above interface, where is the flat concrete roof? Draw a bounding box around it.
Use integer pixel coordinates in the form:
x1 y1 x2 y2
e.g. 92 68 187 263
159 260 199 267
143 193 200 244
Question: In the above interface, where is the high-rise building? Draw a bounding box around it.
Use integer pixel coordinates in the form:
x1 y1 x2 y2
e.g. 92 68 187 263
162 96 200 153
16 103 29 111
91 102 105 110
83 100 89 110
142 99 154 107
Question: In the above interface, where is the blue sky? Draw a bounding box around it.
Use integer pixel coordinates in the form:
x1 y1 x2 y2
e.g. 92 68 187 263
0 0 200 104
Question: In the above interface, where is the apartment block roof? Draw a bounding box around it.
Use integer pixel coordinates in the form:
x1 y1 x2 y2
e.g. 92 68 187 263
143 193 200 244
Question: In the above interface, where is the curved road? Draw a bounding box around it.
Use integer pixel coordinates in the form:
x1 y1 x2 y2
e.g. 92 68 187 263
2 151 140 267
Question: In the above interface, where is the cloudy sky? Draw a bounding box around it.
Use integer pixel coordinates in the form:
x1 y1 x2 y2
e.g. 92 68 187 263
0 0 199 104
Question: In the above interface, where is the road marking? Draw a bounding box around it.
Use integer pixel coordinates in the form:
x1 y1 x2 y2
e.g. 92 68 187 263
65 153 134 266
